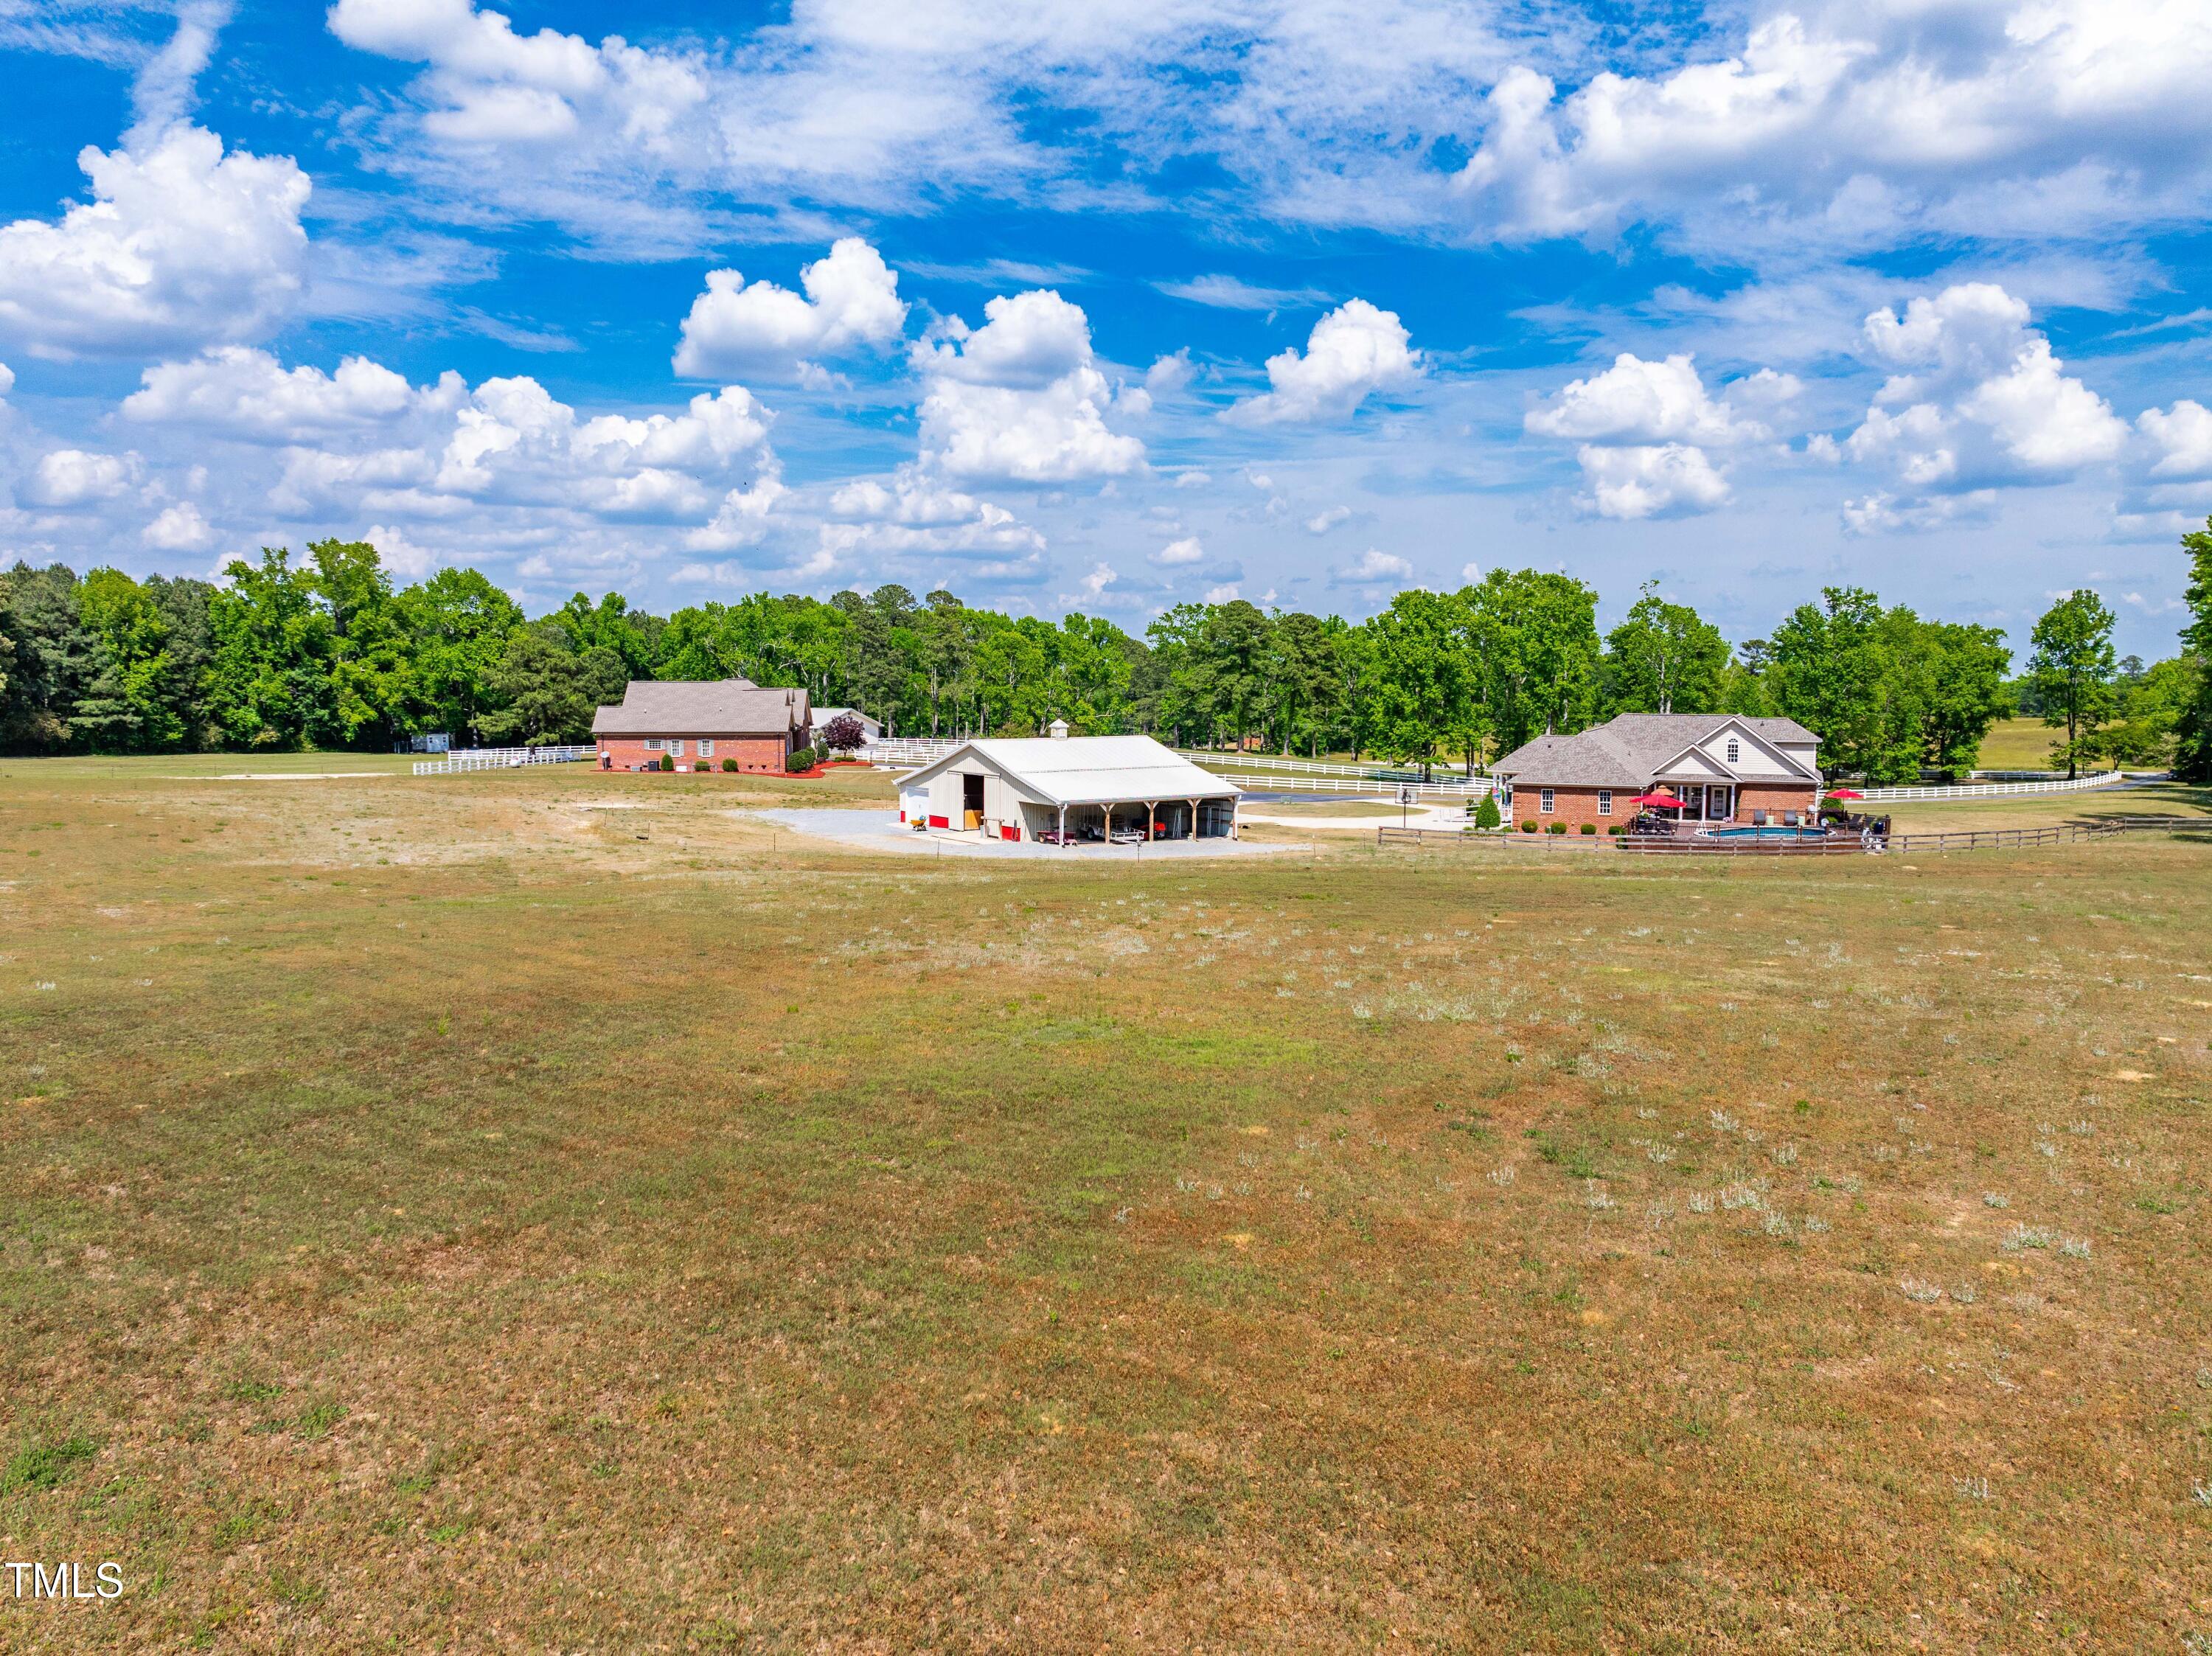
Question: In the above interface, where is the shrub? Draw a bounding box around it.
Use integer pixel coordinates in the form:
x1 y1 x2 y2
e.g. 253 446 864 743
1580 822 1597 835
1548 821 1568 835
1473 793 1502 830
720 757 738 772
786 747 817 773
1607 824 1625 836
658 754 674 772
1520 819 1539 833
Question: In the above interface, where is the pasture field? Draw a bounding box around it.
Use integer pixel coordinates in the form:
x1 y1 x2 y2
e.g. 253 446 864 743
1971 717 2066 773
2 760 2209 1651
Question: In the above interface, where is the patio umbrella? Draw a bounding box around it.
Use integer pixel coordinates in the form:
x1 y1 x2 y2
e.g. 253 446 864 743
1630 790 1686 809
1824 787 1864 800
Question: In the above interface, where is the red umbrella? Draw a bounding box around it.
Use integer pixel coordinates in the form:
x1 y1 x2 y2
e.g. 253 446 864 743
1824 788 1863 800
1630 790 1686 809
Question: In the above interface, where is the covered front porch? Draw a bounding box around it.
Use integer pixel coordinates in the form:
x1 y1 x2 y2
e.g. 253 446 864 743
1647 779 1738 823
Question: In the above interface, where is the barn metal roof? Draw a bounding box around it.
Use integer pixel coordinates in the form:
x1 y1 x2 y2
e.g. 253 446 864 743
900 735 1242 807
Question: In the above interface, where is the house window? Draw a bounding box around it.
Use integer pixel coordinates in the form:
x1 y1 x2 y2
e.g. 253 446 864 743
1597 790 1612 816
1540 788 1554 814
668 739 685 756
1726 738 1740 764
699 740 714 757
644 739 661 752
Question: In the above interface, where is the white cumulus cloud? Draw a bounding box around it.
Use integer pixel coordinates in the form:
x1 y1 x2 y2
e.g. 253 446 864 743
1526 352 1761 519
0 125 309 359
124 347 460 440
1528 353 1761 447
1840 284 2127 512
672 237 908 378
1573 443 1732 521
1338 547 1413 583
328 0 706 147
1225 299 1419 425
142 501 215 551
819 465 1043 558
914 289 1143 484
2138 400 2212 480
24 449 139 508
1451 4 2212 256
1152 535 1204 566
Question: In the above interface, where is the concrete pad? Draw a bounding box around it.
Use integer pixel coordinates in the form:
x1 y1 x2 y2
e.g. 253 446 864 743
745 808 1295 860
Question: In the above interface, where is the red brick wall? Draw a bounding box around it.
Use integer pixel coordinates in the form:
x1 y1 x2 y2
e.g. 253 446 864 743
1509 785 1627 831
1508 780 1819 829
595 735 789 773
1735 782 1820 822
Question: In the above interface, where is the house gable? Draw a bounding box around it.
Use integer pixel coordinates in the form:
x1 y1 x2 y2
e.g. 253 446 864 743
1702 718 1818 782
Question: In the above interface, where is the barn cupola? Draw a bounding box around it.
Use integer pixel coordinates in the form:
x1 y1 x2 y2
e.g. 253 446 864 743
1048 718 1069 740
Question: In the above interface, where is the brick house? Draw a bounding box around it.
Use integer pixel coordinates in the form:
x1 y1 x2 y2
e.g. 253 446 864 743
591 680 811 773
1492 713 1821 831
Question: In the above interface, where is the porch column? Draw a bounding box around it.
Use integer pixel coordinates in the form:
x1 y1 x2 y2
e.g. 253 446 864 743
1231 797 1240 841
1146 800 1157 843
1057 803 1066 846
1187 797 1197 840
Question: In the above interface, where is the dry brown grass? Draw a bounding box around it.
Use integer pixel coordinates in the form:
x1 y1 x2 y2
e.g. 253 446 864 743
2 760 2210 1650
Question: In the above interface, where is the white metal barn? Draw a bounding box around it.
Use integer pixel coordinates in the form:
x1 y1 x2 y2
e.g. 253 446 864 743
896 722 1243 845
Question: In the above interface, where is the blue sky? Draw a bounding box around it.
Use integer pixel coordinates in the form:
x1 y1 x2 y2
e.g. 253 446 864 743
1 0 2209 658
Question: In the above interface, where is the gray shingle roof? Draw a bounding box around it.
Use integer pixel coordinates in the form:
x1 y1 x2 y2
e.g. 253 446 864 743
591 679 809 736
1494 713 1818 788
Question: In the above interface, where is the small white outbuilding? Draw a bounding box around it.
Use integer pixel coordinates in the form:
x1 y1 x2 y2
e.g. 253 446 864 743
896 721 1242 844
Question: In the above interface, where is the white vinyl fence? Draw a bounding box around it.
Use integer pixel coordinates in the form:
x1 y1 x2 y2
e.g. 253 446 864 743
414 745 596 775
860 737 962 769
1848 770 2126 802
1175 749 1487 784
1213 771 1492 800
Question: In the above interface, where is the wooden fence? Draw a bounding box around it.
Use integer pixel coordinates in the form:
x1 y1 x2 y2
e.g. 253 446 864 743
1375 817 2207 857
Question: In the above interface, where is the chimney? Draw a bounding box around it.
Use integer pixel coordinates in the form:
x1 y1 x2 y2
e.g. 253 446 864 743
1048 718 1069 740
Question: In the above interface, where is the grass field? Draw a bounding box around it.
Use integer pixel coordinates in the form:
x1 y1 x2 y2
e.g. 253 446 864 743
1239 801 1411 819
1971 717 2067 773
4 759 2211 1650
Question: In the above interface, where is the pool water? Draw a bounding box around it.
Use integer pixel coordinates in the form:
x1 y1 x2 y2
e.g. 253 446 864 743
1704 826 1833 841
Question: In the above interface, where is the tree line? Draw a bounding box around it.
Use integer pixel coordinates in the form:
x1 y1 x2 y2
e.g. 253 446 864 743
2 525 2206 782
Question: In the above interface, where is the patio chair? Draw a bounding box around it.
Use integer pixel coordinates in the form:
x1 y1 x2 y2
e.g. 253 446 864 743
1751 810 1767 826
1783 811 1801 827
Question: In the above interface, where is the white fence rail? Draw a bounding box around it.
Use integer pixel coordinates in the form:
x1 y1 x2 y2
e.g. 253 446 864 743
1175 749 1486 784
1215 771 1492 799
1850 770 2125 802
860 737 962 769
414 745 596 776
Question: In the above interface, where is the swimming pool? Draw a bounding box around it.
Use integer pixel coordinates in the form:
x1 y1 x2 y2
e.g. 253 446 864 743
1703 826 1834 842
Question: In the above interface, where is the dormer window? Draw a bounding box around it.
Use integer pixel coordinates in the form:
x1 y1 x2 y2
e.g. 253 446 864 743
1725 738 1740 765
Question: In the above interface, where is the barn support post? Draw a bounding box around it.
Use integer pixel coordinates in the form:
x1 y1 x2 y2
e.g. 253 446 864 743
1057 803 1066 846
1186 797 1197 840
1146 800 1157 843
